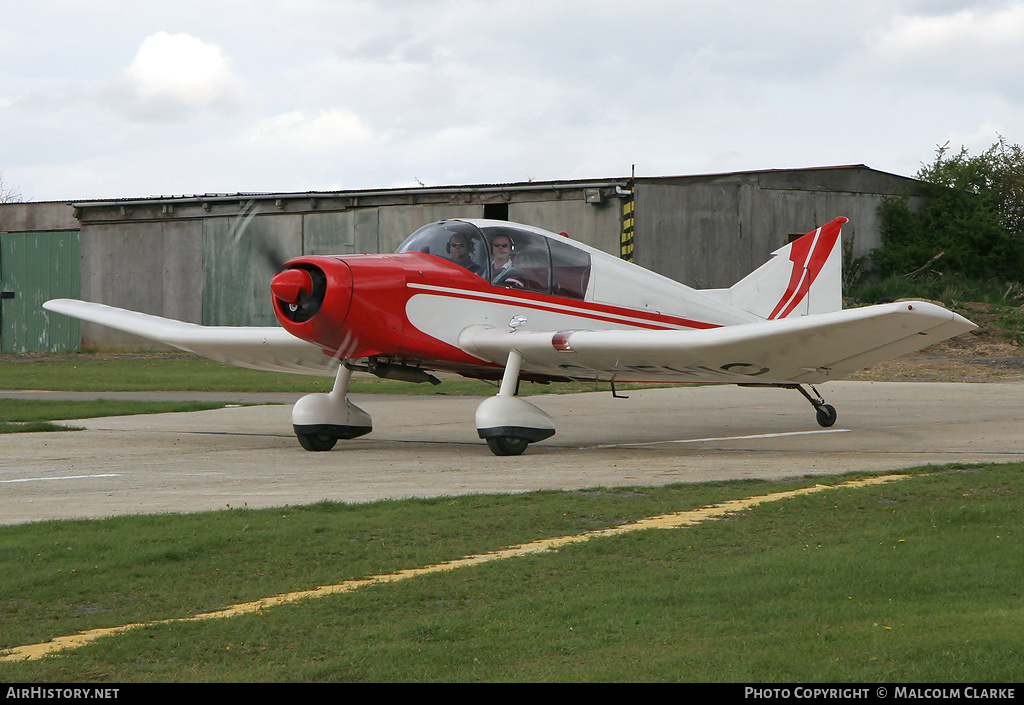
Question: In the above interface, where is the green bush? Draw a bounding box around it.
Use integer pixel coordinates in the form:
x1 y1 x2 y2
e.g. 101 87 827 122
871 138 1024 283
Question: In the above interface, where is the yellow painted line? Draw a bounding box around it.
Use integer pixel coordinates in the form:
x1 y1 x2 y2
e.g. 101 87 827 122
1 474 907 662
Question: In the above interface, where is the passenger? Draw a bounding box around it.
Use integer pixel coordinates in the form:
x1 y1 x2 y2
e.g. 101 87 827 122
489 234 525 288
446 233 483 275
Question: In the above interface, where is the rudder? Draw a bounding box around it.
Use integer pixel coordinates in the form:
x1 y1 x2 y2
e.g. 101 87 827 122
710 217 846 319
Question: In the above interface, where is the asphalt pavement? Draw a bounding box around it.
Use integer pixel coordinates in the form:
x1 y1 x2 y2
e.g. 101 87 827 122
3 381 1022 524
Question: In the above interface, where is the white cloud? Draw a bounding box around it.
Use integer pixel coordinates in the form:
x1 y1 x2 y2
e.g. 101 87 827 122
5 2 1024 200
250 108 372 150
117 31 243 121
866 3 1024 88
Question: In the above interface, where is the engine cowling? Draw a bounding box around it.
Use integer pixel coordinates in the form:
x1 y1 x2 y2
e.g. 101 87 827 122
271 255 407 359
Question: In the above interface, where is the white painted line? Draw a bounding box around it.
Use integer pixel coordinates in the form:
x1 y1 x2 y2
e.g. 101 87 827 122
1 474 122 484
587 428 851 449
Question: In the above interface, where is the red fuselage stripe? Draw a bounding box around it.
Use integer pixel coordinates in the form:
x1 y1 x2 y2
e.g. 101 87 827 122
407 283 722 331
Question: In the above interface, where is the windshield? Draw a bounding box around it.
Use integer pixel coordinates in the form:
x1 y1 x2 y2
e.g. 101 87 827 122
396 220 591 299
396 221 488 279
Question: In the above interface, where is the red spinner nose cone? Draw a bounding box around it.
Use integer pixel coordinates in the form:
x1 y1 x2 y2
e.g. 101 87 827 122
271 268 313 304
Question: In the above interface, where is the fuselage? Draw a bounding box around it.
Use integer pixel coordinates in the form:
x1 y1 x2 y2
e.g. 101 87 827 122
270 219 759 380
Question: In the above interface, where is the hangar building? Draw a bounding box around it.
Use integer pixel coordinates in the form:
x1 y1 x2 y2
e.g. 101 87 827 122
0 165 923 352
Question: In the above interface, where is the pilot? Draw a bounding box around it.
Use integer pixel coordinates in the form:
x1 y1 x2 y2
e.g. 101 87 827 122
446 233 483 275
489 234 525 288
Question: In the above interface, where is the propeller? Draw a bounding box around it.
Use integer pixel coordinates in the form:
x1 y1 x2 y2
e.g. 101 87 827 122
223 198 328 323
261 243 289 274
228 199 291 273
216 200 354 380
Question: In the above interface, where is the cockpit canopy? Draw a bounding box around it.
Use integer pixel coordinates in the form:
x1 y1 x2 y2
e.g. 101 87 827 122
396 220 592 300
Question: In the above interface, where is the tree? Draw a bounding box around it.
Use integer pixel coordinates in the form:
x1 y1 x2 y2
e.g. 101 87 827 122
872 138 1024 283
0 172 23 203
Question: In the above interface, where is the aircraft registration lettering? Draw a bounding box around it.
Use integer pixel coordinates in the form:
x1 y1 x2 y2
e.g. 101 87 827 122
555 361 771 378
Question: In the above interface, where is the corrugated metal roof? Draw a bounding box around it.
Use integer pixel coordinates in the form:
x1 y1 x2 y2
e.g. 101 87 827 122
69 177 632 208
0 164 920 209
65 165 918 208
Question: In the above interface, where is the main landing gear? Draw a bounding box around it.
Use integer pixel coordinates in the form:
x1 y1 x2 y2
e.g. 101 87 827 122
292 365 372 451
475 350 555 456
291 353 555 456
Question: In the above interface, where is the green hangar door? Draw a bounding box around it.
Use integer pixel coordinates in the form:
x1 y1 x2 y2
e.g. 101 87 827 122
0 230 81 353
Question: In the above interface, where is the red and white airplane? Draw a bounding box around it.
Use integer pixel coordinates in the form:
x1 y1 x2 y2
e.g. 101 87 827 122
44 217 975 455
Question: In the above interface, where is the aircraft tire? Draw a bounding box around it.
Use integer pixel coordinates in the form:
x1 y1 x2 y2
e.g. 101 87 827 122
486 436 530 456
297 433 338 452
815 404 838 428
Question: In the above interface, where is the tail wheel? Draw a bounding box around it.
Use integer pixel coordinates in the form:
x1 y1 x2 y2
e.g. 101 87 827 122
815 404 838 428
486 436 529 456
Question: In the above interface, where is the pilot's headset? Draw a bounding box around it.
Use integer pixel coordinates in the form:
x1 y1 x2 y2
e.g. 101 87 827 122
491 234 516 253
446 234 475 254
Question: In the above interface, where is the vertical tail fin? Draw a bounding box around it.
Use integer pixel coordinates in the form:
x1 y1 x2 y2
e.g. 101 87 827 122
710 217 846 319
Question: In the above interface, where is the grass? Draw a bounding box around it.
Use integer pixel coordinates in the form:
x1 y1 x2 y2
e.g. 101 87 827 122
1 464 1022 682
0 353 348 393
0 352 674 436
0 399 242 434
0 352 662 396
848 274 1024 344
0 354 675 434
849 273 1024 308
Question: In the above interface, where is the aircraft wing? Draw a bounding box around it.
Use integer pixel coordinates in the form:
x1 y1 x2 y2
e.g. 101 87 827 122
42 299 337 376
457 301 976 385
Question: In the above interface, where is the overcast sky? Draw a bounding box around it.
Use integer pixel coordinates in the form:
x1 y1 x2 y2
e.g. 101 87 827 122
2 0 1022 202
